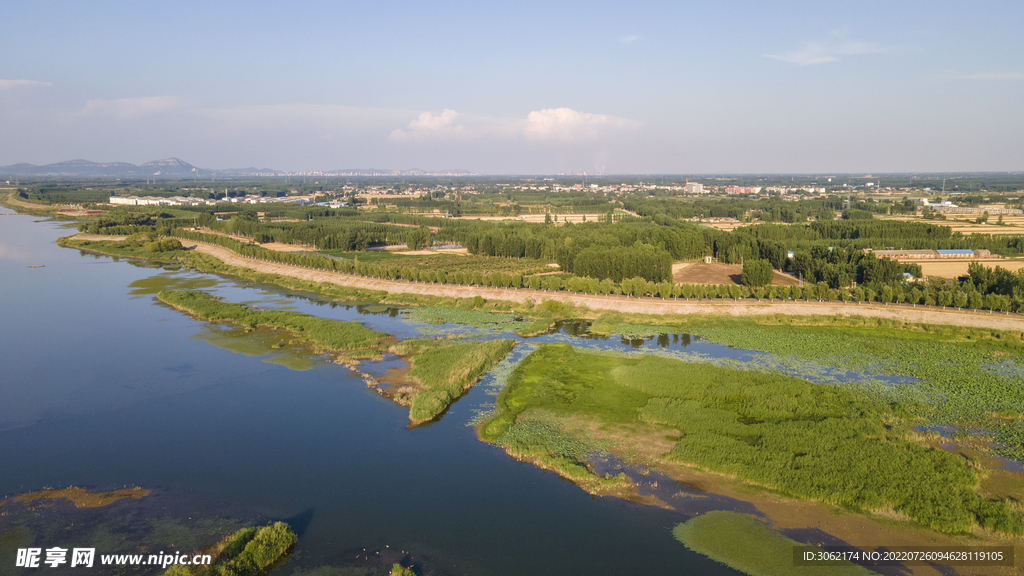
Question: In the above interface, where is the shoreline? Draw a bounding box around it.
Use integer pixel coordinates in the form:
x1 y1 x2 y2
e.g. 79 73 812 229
56 233 1024 574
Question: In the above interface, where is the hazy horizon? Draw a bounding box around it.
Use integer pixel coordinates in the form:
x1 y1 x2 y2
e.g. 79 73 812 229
5 156 1024 179
2 1 1021 174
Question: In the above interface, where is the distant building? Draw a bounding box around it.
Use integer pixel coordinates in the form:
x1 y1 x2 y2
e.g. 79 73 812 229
110 195 208 206
921 199 958 208
685 182 705 195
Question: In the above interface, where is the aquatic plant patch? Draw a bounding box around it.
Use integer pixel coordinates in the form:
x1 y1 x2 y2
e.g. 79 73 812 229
404 306 532 333
673 511 876 576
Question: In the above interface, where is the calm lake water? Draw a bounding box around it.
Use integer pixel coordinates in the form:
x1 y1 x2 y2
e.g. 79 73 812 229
0 209 751 575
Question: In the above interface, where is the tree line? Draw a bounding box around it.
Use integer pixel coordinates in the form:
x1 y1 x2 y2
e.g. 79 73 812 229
170 229 1024 313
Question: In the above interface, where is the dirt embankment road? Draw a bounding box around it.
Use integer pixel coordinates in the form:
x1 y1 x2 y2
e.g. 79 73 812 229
2 193 57 212
176 239 1024 331
75 234 128 241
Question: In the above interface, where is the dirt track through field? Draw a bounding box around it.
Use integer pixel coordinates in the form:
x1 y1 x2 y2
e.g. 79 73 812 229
175 239 1024 331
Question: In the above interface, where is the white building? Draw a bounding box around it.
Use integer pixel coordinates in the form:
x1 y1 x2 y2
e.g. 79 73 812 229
685 182 705 195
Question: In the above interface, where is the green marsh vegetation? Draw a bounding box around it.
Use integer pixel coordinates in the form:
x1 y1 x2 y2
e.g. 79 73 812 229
157 291 386 352
591 313 1024 460
384 338 516 424
672 511 876 576
480 343 1024 535
164 522 296 576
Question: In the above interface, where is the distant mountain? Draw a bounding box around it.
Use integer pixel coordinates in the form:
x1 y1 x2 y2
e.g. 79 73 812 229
0 158 203 178
0 159 469 178
138 158 200 176
0 159 145 177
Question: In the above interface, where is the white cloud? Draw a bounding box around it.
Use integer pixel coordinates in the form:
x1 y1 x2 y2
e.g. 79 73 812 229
82 96 181 120
522 108 640 141
763 41 888 66
389 107 640 143
619 35 639 45
389 109 465 141
0 79 52 90
962 72 1023 80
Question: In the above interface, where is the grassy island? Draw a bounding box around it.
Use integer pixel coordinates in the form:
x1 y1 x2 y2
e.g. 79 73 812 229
157 290 386 351
379 338 516 425
164 522 296 576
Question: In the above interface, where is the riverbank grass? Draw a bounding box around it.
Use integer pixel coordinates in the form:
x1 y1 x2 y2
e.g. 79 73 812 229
157 290 385 351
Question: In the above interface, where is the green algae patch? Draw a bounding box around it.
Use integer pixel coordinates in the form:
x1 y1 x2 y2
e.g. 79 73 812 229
129 273 222 295
480 343 1024 535
189 324 319 371
673 511 877 576
158 290 386 352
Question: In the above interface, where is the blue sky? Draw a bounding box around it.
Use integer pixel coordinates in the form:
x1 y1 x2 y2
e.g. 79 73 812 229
1 1 1021 173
